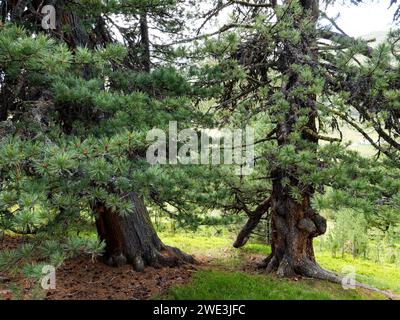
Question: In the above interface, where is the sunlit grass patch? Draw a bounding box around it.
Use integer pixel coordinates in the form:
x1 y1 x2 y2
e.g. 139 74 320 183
238 243 271 256
160 233 230 253
160 233 243 268
317 252 400 294
160 270 383 300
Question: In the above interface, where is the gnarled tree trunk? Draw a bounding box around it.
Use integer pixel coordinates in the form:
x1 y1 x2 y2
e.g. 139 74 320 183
94 192 194 270
260 177 333 279
92 10 193 270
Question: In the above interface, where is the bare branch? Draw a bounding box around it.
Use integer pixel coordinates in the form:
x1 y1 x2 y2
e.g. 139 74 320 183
233 197 271 248
303 127 341 143
228 0 273 8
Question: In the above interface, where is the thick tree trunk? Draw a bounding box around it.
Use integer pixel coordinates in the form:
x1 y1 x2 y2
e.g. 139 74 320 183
260 177 334 279
4 1 92 49
94 192 194 270
90 9 191 270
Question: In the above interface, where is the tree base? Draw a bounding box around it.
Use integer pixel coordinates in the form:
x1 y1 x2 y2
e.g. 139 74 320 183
102 243 195 271
259 253 397 299
94 192 194 271
259 253 339 282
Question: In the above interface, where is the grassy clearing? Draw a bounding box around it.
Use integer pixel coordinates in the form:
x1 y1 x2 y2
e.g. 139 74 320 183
323 123 377 157
160 232 400 299
317 252 400 294
160 270 384 300
161 233 243 268
240 243 400 294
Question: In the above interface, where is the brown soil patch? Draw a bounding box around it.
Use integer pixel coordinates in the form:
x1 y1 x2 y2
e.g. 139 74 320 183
0 236 197 300
0 235 26 250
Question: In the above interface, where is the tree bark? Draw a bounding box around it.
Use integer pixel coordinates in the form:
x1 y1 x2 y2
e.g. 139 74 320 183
260 181 333 278
94 192 194 270
139 11 151 72
233 197 271 248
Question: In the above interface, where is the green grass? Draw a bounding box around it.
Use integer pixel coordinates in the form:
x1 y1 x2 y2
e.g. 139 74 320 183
161 233 243 268
160 232 400 299
161 233 230 254
242 244 400 295
317 252 400 294
239 243 271 255
161 270 383 300
321 124 377 157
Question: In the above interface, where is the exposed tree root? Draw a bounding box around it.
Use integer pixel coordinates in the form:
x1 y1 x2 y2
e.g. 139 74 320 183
259 255 397 300
104 243 195 271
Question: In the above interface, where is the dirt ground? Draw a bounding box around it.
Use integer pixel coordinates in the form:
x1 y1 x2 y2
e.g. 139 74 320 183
0 236 197 300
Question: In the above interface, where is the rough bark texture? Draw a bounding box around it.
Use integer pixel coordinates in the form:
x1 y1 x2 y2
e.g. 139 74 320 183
94 192 194 271
2 1 93 49
260 188 333 279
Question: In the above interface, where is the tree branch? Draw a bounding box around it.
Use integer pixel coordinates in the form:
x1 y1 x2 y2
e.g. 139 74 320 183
303 127 341 143
233 197 271 248
228 0 273 8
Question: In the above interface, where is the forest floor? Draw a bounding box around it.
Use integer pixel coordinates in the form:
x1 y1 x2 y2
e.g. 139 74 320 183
0 233 399 300
0 235 196 300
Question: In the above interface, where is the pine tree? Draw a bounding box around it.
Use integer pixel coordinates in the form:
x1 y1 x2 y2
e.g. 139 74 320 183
185 0 400 280
0 1 199 271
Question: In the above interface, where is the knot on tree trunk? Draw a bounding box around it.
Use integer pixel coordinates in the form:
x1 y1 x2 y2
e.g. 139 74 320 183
297 214 327 237
298 218 317 234
312 214 327 235
304 208 327 236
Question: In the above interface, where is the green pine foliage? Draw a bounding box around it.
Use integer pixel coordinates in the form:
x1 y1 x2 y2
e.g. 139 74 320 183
0 23 208 277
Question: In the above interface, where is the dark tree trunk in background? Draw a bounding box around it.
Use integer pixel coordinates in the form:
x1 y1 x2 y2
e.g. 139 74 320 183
233 198 271 248
139 11 151 72
1 1 89 46
94 192 193 270
259 0 337 280
0 86 9 121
